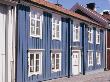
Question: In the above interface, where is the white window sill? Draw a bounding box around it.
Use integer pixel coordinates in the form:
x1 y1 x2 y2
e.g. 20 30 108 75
88 41 93 43
73 40 80 42
52 38 61 41
28 72 41 77
97 63 101 65
51 69 61 72
30 35 42 39
88 64 93 67
96 42 100 44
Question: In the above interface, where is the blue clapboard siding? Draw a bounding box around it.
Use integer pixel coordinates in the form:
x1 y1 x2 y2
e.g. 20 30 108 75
83 25 105 72
50 17 69 78
16 4 105 82
16 4 70 82
16 5 46 82
70 21 84 75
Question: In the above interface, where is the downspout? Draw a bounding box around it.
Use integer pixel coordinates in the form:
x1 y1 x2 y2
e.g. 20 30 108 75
15 5 18 82
105 28 107 70
82 23 85 75
68 18 71 78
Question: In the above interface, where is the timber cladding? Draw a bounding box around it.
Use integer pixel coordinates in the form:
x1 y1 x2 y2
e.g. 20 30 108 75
107 49 110 70
107 30 110 48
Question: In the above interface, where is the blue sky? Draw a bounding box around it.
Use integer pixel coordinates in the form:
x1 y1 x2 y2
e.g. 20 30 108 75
49 0 110 13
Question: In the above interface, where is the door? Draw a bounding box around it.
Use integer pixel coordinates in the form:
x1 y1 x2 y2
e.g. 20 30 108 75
72 52 79 75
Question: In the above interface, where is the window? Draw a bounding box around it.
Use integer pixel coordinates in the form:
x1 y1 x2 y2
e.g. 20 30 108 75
51 53 61 72
52 15 61 40
30 10 43 38
96 52 101 65
88 51 93 66
73 23 80 41
96 29 100 44
88 28 93 43
28 51 42 76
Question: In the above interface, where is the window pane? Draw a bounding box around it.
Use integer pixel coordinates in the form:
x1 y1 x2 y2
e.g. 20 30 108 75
76 24 78 28
56 25 59 38
52 54 55 70
56 54 59 58
53 18 55 23
56 25 59 31
53 24 55 37
31 12 35 18
76 29 78 40
36 21 40 27
36 60 39 72
56 31 59 38
36 65 39 72
56 59 59 69
36 27 40 35
31 26 35 35
31 19 35 26
37 13 40 19
56 20 59 24
36 54 39 59
30 54 34 72
56 64 59 69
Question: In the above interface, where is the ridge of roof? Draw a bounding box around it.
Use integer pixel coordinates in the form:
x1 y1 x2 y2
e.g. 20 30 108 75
29 0 104 27
71 3 108 23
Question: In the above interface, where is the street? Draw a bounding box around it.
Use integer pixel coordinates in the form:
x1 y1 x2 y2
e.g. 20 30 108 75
44 71 110 82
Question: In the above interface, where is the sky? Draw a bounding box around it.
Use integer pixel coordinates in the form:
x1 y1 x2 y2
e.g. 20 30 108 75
49 0 110 13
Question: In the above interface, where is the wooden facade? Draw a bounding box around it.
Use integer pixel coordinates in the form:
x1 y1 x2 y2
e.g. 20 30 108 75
0 0 108 82
15 1 106 82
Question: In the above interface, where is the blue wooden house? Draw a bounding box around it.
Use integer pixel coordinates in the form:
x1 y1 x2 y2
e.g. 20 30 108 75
71 3 108 74
15 0 108 82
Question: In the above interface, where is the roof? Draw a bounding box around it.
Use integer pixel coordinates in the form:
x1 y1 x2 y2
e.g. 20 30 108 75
28 0 104 27
70 3 108 26
103 14 110 22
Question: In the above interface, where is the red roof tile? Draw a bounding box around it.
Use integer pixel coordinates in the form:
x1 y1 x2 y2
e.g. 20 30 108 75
30 0 104 27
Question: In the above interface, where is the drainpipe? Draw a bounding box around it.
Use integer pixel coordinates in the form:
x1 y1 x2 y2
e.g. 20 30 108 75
82 23 85 75
68 18 71 78
105 28 107 70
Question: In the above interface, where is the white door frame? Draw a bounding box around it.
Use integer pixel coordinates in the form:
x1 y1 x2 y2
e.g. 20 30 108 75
72 50 81 75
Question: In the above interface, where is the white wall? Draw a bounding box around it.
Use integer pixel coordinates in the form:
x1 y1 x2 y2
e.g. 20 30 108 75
0 4 16 82
0 5 6 82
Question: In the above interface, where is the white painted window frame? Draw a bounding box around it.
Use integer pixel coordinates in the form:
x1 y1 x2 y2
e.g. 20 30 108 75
96 52 101 65
88 27 93 43
28 50 42 76
88 50 93 67
73 22 80 42
30 8 43 39
51 52 61 72
96 29 100 44
52 14 61 40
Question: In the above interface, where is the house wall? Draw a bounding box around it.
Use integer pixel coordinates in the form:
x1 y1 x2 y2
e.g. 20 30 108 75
83 25 104 72
69 20 83 75
0 3 16 82
107 29 110 70
16 5 70 82
0 4 6 82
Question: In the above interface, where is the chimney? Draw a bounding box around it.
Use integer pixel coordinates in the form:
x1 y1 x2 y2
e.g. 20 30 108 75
55 3 62 7
86 3 95 10
103 11 109 15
